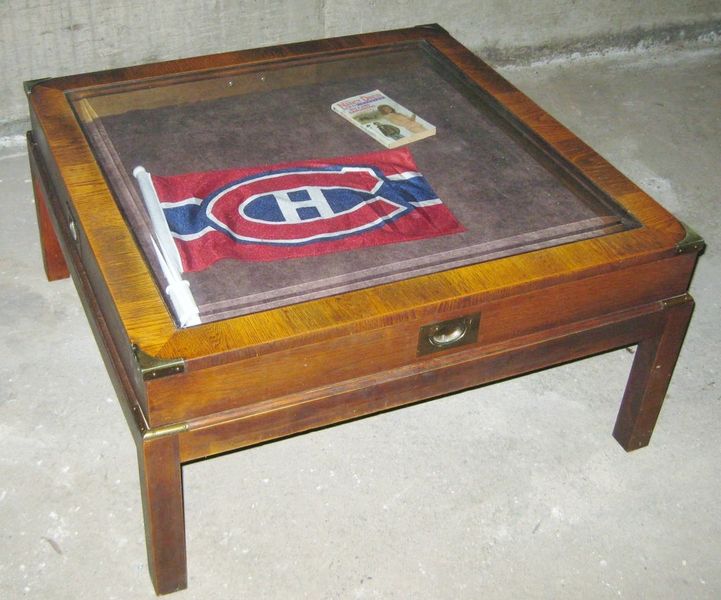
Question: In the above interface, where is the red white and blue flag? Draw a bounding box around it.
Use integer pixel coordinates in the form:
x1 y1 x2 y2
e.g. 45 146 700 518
135 148 463 272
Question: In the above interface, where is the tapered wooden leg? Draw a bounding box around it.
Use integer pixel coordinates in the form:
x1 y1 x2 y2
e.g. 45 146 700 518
27 134 69 281
613 294 695 451
137 434 187 595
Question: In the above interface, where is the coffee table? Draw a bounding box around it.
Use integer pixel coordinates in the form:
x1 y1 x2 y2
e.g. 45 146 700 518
25 24 704 594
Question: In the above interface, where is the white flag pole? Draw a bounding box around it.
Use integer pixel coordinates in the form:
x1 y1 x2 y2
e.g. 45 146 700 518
133 166 200 327
151 239 200 327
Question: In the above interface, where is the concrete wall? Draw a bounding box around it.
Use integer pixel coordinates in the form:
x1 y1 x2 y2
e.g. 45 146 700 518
2 0 720 134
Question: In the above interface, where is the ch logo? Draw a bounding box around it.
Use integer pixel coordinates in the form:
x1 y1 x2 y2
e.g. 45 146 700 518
161 164 440 247
200 167 408 245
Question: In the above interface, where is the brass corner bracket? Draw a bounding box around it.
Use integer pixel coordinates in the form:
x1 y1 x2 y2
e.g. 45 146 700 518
24 77 51 95
142 422 189 441
660 293 693 309
676 222 705 255
132 344 185 380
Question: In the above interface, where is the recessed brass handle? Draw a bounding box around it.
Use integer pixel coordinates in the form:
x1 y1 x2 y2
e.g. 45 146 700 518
63 200 78 242
417 313 480 355
429 320 469 347
68 216 78 242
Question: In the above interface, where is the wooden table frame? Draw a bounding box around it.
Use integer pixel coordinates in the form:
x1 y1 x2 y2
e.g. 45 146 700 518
26 25 703 594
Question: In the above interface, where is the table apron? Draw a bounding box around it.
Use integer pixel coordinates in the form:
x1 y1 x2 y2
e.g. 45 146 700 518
177 299 670 462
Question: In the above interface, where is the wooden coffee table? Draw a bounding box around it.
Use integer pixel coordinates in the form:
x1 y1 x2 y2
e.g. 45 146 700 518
25 24 703 594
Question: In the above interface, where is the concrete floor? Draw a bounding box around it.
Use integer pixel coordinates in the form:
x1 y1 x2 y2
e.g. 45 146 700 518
1 44 719 599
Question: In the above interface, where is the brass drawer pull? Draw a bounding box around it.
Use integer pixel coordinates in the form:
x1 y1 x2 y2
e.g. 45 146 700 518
68 215 78 242
430 320 468 347
417 313 480 355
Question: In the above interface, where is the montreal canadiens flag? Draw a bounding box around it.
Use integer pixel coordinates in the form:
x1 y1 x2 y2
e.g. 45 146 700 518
134 148 463 273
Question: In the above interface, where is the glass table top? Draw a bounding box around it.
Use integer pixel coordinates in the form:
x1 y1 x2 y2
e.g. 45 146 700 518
69 41 637 326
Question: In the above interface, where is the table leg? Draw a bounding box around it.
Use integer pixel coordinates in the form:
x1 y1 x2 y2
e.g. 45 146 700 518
137 434 187 595
613 294 695 451
28 136 69 282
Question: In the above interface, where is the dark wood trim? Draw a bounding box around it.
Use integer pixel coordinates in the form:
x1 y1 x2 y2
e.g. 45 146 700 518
27 133 69 281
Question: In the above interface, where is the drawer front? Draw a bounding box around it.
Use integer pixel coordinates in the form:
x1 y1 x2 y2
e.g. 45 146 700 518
145 252 695 427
